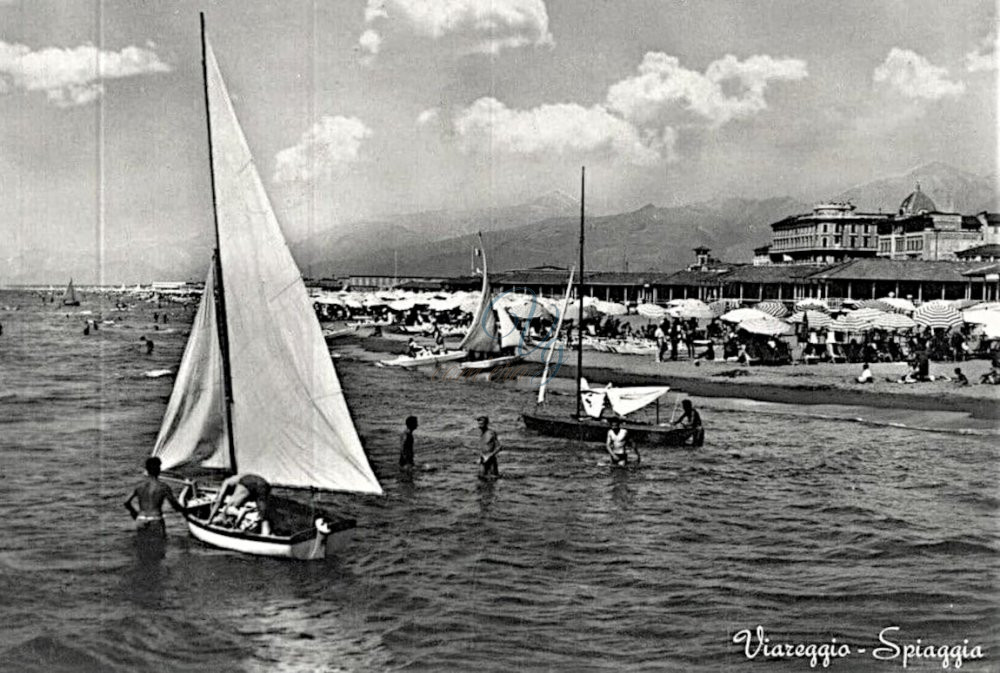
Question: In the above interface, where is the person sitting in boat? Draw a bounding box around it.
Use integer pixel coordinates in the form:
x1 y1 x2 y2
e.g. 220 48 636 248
671 400 704 447
605 419 637 467
209 473 272 535
124 457 188 538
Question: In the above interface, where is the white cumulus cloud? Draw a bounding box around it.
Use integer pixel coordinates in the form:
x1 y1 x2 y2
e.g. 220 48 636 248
0 40 170 107
606 52 808 128
361 0 553 58
873 48 965 100
452 97 671 166
273 115 373 184
966 31 997 72
358 29 382 57
416 107 440 126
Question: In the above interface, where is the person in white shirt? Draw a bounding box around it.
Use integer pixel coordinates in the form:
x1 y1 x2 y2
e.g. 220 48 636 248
856 362 873 384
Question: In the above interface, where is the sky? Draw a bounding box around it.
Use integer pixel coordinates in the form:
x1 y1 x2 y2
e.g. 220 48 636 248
0 0 996 283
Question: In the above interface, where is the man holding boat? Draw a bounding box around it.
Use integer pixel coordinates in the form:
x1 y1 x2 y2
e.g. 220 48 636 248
123 457 188 538
672 400 704 447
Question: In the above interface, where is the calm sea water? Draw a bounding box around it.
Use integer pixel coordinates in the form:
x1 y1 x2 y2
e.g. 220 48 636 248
0 290 997 672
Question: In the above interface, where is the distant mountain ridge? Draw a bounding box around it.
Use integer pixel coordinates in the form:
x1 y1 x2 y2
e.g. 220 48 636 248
833 161 997 214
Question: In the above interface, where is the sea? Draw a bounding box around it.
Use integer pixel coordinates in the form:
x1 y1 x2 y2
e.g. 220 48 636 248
1 289 997 672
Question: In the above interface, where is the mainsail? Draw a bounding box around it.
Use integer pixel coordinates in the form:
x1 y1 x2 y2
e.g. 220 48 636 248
62 279 78 304
458 238 499 354
153 37 382 496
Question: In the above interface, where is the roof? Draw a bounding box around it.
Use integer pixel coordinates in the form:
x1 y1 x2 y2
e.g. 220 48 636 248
955 244 1000 259
963 263 1000 277
723 264 828 284
806 258 981 282
658 268 730 287
753 244 771 254
898 184 937 216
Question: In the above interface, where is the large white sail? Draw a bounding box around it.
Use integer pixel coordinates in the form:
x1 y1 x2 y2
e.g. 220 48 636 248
204 39 382 494
458 241 500 354
152 266 229 470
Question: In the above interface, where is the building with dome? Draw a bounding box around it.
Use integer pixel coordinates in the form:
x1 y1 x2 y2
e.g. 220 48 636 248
768 201 890 264
875 184 985 260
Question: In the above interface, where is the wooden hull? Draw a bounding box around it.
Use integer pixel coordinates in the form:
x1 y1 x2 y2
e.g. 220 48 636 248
379 350 467 368
521 412 697 447
180 488 356 560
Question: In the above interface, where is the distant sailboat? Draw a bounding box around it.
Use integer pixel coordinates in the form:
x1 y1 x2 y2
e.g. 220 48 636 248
62 279 80 306
151 16 382 560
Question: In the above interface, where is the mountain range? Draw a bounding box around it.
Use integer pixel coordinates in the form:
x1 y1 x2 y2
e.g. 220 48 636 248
297 161 997 278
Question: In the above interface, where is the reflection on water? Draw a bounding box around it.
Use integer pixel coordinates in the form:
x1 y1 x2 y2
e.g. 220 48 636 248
0 290 997 672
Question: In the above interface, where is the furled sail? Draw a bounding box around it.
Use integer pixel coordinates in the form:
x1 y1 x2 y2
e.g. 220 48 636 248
578 379 670 419
152 266 229 470
204 39 381 494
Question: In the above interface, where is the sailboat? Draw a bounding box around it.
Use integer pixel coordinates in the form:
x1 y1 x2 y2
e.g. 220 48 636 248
378 233 519 369
62 279 80 306
521 168 691 448
151 16 382 560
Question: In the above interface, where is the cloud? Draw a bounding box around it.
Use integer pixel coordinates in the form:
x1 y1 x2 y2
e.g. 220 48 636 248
0 40 170 107
273 115 373 184
966 31 997 72
360 0 553 59
606 52 808 128
452 97 672 166
416 107 440 126
358 29 382 57
873 48 965 100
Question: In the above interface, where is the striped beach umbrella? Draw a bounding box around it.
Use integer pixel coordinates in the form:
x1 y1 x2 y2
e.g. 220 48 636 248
856 299 894 313
795 299 830 313
849 307 888 323
755 301 789 318
738 316 794 336
872 312 916 331
788 310 832 329
594 300 628 316
708 298 741 317
913 302 963 329
831 313 874 332
881 297 916 313
667 300 715 320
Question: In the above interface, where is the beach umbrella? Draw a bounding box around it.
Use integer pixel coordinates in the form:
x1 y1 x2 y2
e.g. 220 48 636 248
594 300 628 316
879 297 916 314
506 297 554 320
755 301 789 318
913 302 963 329
952 299 981 310
856 299 894 313
387 298 417 312
708 298 741 316
720 307 770 324
849 307 888 323
871 312 916 331
788 310 832 329
666 300 714 320
738 316 794 336
428 295 463 312
830 313 874 332
363 295 387 308
795 299 830 313
341 296 364 310
963 308 1000 326
636 303 667 319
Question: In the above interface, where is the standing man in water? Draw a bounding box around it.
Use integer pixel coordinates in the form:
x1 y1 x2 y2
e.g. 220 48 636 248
476 415 501 478
400 416 418 471
124 457 187 537
671 399 705 447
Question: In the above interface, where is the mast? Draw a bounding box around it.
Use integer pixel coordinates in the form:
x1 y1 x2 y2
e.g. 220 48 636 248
201 13 238 473
576 167 585 420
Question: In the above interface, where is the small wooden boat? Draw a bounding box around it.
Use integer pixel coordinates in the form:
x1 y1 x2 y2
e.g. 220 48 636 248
521 412 692 447
379 349 467 368
150 18 382 561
